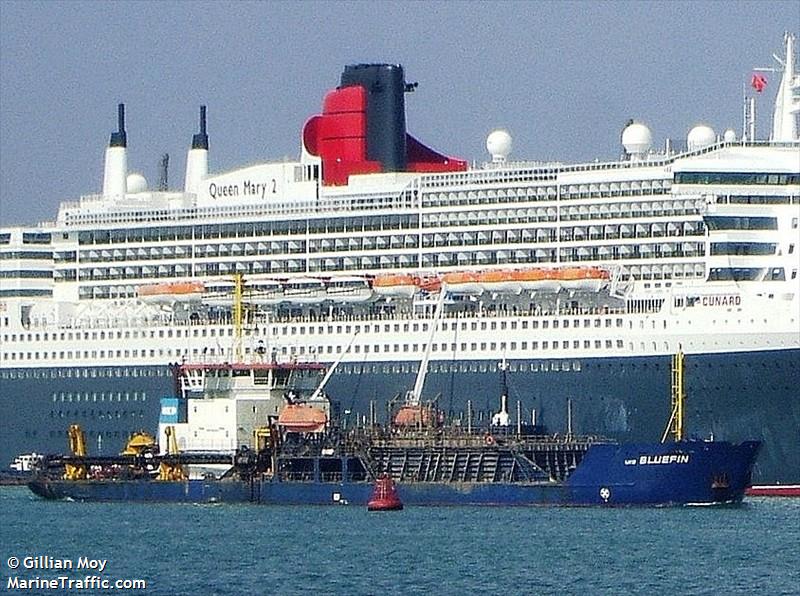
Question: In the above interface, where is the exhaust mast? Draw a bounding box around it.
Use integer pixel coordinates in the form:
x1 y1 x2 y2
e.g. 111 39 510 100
102 103 128 197
184 105 209 194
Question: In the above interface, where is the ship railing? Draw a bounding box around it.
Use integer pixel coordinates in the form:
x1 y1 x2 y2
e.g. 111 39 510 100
347 425 606 448
24 301 633 333
262 305 627 327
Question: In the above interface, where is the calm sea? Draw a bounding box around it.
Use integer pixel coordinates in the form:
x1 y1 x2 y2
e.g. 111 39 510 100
1 486 797 595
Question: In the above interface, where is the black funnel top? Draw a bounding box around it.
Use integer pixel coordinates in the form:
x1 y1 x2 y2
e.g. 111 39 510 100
109 103 127 148
340 64 407 172
191 105 209 150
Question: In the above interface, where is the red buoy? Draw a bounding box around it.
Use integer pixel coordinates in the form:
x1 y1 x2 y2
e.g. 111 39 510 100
367 474 403 511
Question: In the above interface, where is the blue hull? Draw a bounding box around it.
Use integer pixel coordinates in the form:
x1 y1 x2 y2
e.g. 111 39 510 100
4 349 796 484
28 440 760 507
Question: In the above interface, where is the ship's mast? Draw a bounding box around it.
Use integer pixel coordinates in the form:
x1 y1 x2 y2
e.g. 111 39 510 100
771 32 799 142
661 350 686 443
233 273 244 362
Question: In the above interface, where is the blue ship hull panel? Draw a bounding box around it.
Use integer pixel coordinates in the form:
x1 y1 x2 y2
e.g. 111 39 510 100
28 440 759 507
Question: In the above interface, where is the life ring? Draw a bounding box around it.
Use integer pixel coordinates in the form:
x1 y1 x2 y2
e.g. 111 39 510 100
484 434 495 446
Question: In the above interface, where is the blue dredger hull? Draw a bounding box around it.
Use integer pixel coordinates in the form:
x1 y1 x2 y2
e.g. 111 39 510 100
28 440 760 507
4 349 797 485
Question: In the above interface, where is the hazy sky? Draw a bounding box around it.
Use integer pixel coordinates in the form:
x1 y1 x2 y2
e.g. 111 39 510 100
0 1 796 226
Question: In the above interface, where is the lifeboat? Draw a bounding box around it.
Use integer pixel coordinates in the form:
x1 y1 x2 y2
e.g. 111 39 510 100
441 271 483 295
325 276 374 303
278 404 328 433
477 270 522 294
281 278 326 304
138 281 205 304
414 273 442 293
510 268 560 292
559 267 610 292
393 404 438 427
247 279 283 305
203 280 236 306
372 274 418 298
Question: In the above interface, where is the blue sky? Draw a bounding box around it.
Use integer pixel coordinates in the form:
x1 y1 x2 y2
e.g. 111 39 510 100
0 0 795 225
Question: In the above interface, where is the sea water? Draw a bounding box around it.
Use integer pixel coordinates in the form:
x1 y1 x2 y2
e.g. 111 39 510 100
1 487 797 595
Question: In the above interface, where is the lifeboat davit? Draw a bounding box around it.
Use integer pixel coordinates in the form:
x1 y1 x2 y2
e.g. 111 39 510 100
278 404 328 433
477 270 522 294
559 267 610 292
442 271 483 295
138 281 205 304
367 474 403 511
373 274 418 298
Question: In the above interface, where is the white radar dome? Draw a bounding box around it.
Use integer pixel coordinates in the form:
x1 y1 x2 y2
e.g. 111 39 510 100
687 125 716 151
487 129 512 162
723 129 736 143
126 172 148 193
621 122 652 156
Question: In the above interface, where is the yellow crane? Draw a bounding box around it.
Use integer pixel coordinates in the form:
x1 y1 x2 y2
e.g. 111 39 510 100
157 426 187 481
121 431 157 456
64 424 88 480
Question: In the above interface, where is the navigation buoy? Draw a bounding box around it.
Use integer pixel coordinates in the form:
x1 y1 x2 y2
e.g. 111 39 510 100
367 474 403 511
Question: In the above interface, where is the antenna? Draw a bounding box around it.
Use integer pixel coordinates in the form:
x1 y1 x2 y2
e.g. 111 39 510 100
158 153 169 191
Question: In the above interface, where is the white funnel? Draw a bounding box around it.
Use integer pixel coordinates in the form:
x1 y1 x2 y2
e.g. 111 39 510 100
184 106 209 194
102 103 128 198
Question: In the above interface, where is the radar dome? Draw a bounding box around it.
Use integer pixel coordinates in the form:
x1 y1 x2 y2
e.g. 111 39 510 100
723 129 736 143
621 122 652 156
687 125 716 151
486 129 512 162
126 172 148 193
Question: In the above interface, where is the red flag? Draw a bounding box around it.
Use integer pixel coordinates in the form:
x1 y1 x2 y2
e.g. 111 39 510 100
751 73 767 93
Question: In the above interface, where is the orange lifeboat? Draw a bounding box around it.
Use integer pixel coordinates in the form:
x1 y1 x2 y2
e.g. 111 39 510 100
441 271 483 295
138 281 205 304
372 274 418 298
477 270 522 294
278 404 327 433
393 404 438 427
559 267 610 292
511 268 560 292
413 273 442 293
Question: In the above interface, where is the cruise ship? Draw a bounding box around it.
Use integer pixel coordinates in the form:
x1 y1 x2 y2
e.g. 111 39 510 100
2 34 798 485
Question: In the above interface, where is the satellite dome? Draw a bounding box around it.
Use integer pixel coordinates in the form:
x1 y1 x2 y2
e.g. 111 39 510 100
723 128 736 143
621 122 652 156
687 125 716 151
486 129 512 162
126 172 148 193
